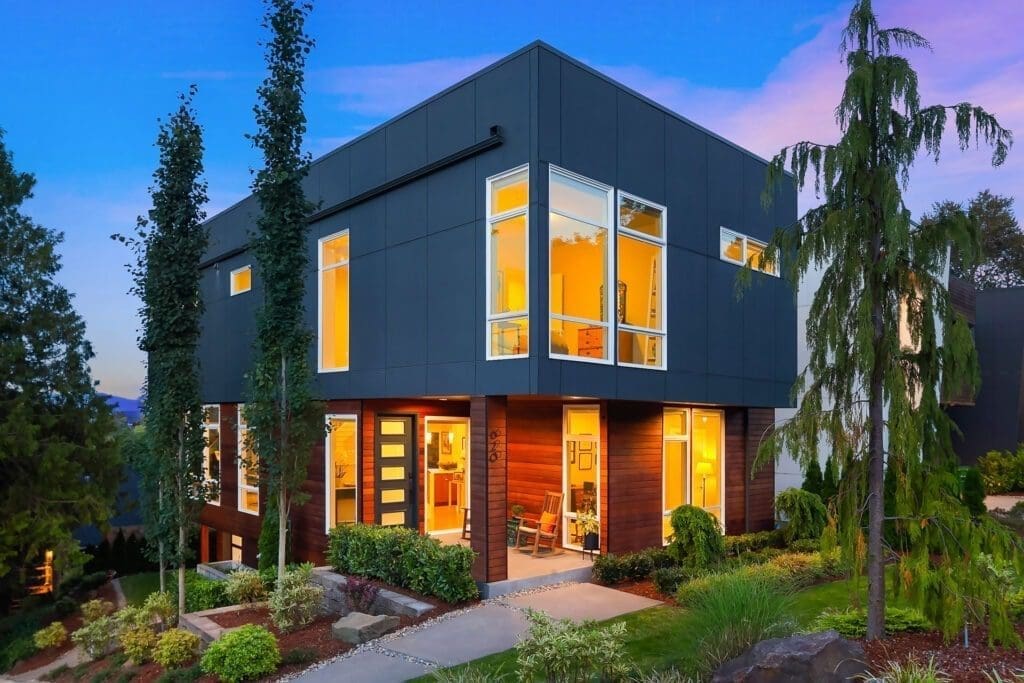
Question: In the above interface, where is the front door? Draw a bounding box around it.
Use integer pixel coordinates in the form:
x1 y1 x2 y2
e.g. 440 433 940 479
375 415 416 529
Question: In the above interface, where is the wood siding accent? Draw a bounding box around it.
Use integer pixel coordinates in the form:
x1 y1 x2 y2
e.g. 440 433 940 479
745 408 776 532
506 399 563 521
470 396 508 582
606 401 663 553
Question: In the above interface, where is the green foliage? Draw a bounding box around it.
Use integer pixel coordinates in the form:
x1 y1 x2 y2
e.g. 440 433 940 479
144 590 177 628
200 624 280 683
152 628 201 670
669 506 725 570
155 664 203 683
327 524 479 603
170 571 229 613
978 447 1024 494
258 497 280 572
822 457 839 504
775 488 828 544
225 569 268 605
723 530 785 557
120 625 158 665
1007 588 1024 622
268 563 323 632
802 458 824 497
280 647 318 666
33 622 68 650
959 467 988 516
788 538 821 554
343 576 380 613
652 567 690 596
676 551 845 607
592 548 675 585
861 657 949 683
688 572 797 678
753 0 1016 640
0 130 122 600
515 610 630 683
115 606 151 631
81 599 115 624
943 190 1024 290
810 606 931 638
71 616 117 660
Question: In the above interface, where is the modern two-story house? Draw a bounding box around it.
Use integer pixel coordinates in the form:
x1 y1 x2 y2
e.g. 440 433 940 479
194 41 797 589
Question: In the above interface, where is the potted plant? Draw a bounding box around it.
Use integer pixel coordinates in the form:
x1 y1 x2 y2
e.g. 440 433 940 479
510 504 525 521
577 509 600 550
507 504 527 547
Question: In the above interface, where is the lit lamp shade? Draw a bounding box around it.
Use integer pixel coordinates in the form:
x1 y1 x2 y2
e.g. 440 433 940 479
695 462 714 477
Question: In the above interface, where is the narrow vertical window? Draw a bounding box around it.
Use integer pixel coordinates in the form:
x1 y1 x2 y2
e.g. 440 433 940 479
319 231 350 372
549 167 613 362
202 405 221 505
237 406 259 515
617 193 666 368
230 266 252 295
662 408 689 543
486 165 529 359
692 409 724 527
326 415 359 532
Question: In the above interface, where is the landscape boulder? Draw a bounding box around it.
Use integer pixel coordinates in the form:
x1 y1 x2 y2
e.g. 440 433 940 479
331 612 400 644
712 630 869 682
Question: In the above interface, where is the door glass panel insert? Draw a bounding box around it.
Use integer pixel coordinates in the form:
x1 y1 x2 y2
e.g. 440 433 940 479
692 410 723 527
381 466 405 481
564 406 601 549
380 420 406 435
381 443 405 458
424 418 470 533
381 489 405 504
380 512 406 526
375 415 415 528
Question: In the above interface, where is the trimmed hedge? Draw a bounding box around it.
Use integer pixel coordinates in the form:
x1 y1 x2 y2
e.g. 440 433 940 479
724 530 786 556
592 548 674 585
327 524 478 603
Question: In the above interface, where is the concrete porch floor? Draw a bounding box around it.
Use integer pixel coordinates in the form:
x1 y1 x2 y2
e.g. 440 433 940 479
434 532 594 597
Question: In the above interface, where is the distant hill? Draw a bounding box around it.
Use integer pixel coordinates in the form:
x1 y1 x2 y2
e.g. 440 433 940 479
102 394 142 425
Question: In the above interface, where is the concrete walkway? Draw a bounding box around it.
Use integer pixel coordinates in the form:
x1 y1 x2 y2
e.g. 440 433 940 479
294 583 660 683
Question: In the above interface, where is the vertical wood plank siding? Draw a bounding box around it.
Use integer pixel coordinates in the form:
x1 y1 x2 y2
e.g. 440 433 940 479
470 396 508 582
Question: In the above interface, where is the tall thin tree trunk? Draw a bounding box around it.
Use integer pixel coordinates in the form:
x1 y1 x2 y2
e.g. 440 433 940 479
278 349 288 586
158 481 166 593
176 426 186 616
866 232 887 641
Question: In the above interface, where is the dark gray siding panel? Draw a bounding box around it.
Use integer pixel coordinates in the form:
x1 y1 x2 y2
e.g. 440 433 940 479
476 358 530 395
385 178 428 247
316 148 350 210
475 53 531 176
667 247 708 375
427 161 475 234
742 154 773 242
664 118 707 255
706 260 744 378
559 361 610 399
427 362 475 395
743 279 774 381
349 129 386 196
617 92 666 205
559 61 617 184
348 196 386 258
386 109 427 181
537 48 561 166
427 82 476 160
617 368 666 402
427 224 476 364
386 240 428 368
203 196 257 262
350 250 387 369
706 138 743 256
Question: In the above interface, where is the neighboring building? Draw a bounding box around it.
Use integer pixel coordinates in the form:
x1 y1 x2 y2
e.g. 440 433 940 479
949 286 1024 464
194 42 797 588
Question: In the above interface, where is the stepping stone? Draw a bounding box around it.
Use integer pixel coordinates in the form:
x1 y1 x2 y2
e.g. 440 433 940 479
331 612 400 644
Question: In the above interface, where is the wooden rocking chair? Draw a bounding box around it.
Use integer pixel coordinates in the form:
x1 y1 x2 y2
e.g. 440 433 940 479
516 491 564 555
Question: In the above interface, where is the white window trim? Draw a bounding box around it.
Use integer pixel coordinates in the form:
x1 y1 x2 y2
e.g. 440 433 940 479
719 227 778 277
229 266 252 296
661 408 691 545
485 164 530 361
318 230 350 373
423 416 471 535
561 404 601 551
203 405 221 506
548 165 615 365
324 413 359 534
692 408 726 531
616 191 668 371
237 406 259 516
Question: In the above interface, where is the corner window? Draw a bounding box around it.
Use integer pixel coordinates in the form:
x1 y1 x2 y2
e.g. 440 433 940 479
549 167 613 363
319 231 350 372
202 405 221 505
230 266 252 295
486 166 529 359
237 406 259 515
719 228 777 276
617 193 666 369
662 408 690 543
326 414 359 532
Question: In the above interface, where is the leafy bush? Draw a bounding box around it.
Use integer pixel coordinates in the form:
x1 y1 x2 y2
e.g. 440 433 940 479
676 551 843 606
343 576 380 613
959 466 987 516
788 538 821 554
688 573 796 677
280 647 318 666
978 446 1024 494
200 624 280 683
33 622 68 650
1008 588 1024 622
592 547 675 585
115 606 151 631
225 569 268 605
724 530 785 556
171 571 230 613
515 610 630 682
268 563 324 632
155 664 203 683
327 524 478 603
802 458 823 497
669 506 725 570
144 591 177 628
54 596 78 617
153 628 201 669
652 567 690 596
71 615 117 659
81 598 115 624
810 606 931 638
120 626 158 665
775 488 828 543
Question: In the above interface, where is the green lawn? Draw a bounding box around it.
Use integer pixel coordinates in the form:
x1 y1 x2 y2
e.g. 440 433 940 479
119 571 162 606
414 571 907 681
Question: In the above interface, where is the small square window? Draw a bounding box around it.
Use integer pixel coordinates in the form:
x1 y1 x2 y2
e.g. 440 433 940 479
719 229 743 264
230 266 252 295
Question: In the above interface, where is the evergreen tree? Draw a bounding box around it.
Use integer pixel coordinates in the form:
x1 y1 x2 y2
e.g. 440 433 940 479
822 456 839 505
117 88 211 614
940 190 1024 289
754 0 1017 640
245 0 325 584
0 129 122 600
802 458 824 497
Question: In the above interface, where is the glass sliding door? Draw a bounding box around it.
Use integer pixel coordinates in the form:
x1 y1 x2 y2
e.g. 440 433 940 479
563 405 601 549
692 409 724 526
423 417 470 534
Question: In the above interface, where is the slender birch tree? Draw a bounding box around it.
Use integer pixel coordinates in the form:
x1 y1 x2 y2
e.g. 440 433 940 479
244 0 324 584
754 0 1018 641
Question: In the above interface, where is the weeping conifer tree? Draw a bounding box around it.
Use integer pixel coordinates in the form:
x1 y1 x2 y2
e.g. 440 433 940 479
754 0 1019 641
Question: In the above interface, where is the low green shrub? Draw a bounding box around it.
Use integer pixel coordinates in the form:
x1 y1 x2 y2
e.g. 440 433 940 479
809 606 931 638
81 599 115 624
200 624 280 683
1008 588 1024 622
592 547 675 585
652 567 689 596
724 530 785 556
327 524 478 603
676 551 844 606
120 626 158 665
978 446 1024 494
280 647 318 666
669 506 725 570
515 610 630 682
33 622 68 650
54 596 78 617
144 591 177 628
155 664 203 683
71 616 117 659
787 538 821 554
115 606 150 631
171 571 230 613
775 488 828 543
152 628 201 669
958 466 987 516
225 569 268 605
268 563 324 632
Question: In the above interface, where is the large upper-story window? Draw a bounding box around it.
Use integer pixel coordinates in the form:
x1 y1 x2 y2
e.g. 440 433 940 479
237 407 259 515
549 167 613 362
202 405 221 505
319 231 350 372
486 166 529 359
719 228 777 276
617 193 666 369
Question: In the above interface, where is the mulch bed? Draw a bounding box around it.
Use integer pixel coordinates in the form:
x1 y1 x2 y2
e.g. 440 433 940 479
7 613 83 675
861 624 1024 682
209 606 353 670
603 578 673 605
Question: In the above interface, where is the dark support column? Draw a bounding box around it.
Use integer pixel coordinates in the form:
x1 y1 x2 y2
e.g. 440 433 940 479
470 396 508 583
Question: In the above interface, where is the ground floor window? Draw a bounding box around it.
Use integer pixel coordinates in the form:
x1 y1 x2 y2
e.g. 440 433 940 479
563 405 601 549
202 405 221 505
424 417 470 534
692 409 724 526
230 534 243 563
662 408 690 542
326 414 358 532
237 407 259 515
663 407 724 539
